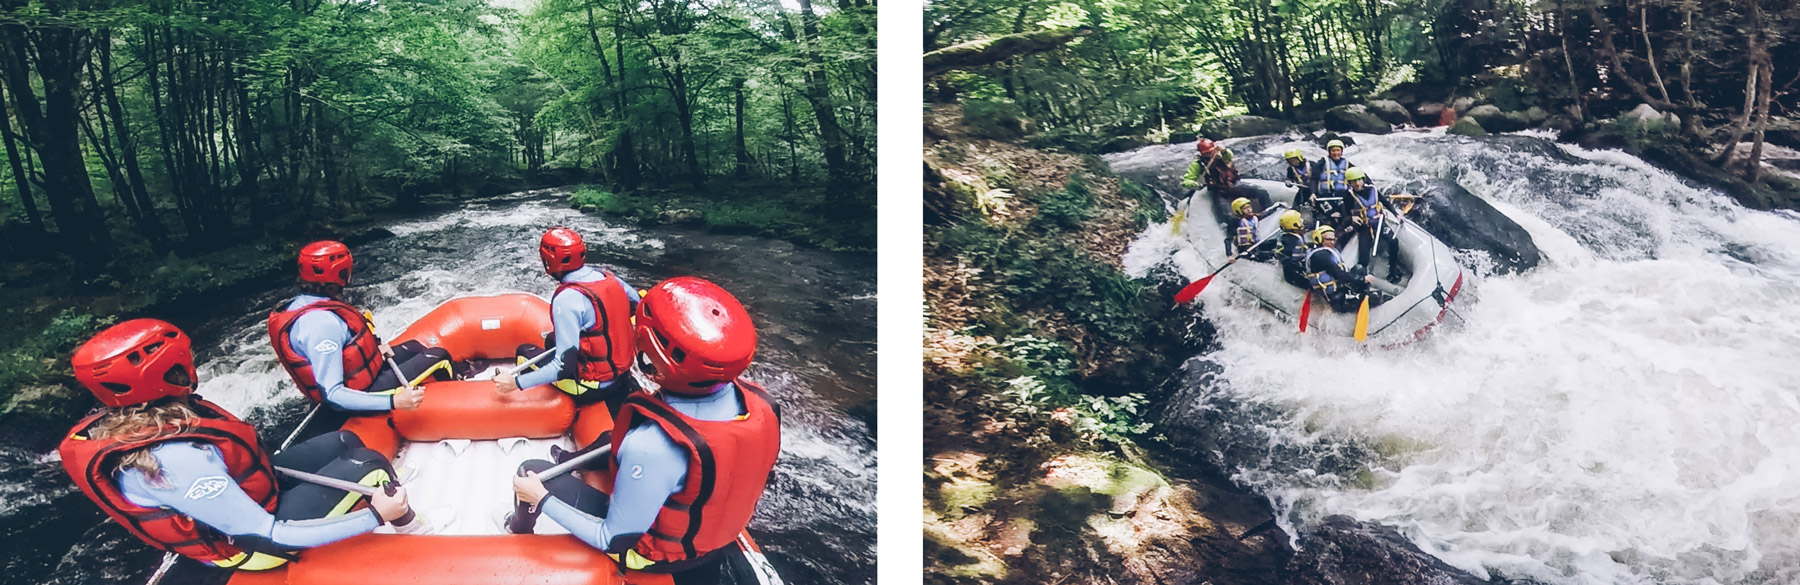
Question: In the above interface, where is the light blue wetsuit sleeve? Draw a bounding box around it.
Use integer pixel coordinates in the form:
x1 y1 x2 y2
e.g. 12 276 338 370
290 308 391 412
516 287 598 390
541 424 689 553
616 275 641 304
119 442 379 550
539 384 744 554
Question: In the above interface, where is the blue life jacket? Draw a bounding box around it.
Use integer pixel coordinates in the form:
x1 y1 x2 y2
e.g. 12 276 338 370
1350 186 1381 222
1234 216 1258 251
1320 158 1351 193
1306 247 1346 294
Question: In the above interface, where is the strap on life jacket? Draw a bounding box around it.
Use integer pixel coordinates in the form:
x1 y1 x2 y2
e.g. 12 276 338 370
1305 247 1346 295
554 273 638 386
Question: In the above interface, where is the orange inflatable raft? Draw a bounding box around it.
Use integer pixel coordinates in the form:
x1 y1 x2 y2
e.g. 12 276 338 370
226 293 783 585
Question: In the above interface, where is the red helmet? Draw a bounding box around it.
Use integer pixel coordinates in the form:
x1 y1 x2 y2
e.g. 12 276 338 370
1197 139 1220 155
298 241 353 287
634 277 756 394
72 319 197 408
539 227 586 276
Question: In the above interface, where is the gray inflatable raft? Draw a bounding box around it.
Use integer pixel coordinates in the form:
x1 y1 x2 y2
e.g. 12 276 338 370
1176 178 1465 342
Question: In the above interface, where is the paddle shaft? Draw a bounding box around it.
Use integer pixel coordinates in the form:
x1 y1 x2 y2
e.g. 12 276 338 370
506 347 557 377
277 466 417 526
509 443 616 532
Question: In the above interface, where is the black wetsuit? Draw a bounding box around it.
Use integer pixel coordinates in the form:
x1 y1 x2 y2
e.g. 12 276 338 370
1305 246 1370 312
1269 231 1310 289
1343 185 1403 279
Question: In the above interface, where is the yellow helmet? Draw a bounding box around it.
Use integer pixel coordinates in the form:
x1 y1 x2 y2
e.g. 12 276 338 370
1327 139 1345 151
1310 225 1336 245
1231 198 1253 216
1283 148 1305 162
1279 210 1304 231
1345 168 1368 182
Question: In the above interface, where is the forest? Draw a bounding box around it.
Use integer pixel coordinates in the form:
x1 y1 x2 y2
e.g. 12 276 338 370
925 0 1800 189
0 0 874 267
0 0 873 411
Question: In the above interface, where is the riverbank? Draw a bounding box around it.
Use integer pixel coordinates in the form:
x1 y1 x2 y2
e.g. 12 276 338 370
924 104 1298 584
563 182 877 252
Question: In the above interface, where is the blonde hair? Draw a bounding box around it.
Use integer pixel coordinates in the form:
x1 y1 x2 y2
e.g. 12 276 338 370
86 399 199 487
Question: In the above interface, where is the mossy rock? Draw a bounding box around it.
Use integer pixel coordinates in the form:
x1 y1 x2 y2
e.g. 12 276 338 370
1448 117 1488 137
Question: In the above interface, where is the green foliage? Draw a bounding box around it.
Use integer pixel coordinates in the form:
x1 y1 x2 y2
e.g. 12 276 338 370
962 99 1029 140
933 216 1148 346
1120 180 1167 229
977 334 1154 445
0 310 111 407
566 186 873 251
1034 171 1095 230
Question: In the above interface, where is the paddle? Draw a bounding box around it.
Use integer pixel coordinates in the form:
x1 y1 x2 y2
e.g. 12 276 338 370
507 443 617 534
1173 232 1280 305
1298 290 1313 333
1353 212 1386 342
1169 190 1194 235
508 345 557 376
275 466 418 527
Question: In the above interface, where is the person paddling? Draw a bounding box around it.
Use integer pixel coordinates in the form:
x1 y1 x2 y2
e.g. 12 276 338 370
1270 210 1312 289
1304 226 1380 312
267 241 449 423
1227 197 1264 258
1283 148 1319 219
1183 139 1268 231
1309 140 1356 229
1342 168 1405 279
493 227 642 420
508 277 780 584
60 320 424 574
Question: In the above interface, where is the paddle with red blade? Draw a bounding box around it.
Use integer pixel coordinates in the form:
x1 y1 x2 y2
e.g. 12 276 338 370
1173 233 1280 305
1298 290 1313 332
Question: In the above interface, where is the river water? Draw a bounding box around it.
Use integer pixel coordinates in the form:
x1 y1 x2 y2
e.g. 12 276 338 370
0 188 876 585
1113 129 1800 585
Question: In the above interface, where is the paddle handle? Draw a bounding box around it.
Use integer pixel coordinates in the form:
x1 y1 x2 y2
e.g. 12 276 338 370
541 444 614 479
278 465 379 496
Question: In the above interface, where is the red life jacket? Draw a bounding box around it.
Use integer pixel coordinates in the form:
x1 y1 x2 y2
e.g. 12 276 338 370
267 298 386 403
601 380 781 563
57 398 278 564
554 273 636 384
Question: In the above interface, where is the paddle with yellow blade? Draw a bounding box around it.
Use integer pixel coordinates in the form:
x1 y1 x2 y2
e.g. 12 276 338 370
1352 211 1385 342
1169 190 1195 235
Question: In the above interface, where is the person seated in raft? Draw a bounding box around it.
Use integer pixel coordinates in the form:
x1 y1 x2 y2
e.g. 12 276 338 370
1269 210 1312 289
1282 148 1318 215
1308 140 1356 229
1227 197 1269 259
494 227 642 420
59 320 426 573
1341 168 1407 279
1182 138 1270 231
1304 226 1383 312
267 241 450 421
508 277 781 585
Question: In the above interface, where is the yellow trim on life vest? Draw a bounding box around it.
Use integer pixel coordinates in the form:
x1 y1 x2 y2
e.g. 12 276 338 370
213 551 289 571
607 549 658 571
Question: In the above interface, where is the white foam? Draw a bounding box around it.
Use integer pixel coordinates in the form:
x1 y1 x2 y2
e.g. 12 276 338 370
1136 133 1800 584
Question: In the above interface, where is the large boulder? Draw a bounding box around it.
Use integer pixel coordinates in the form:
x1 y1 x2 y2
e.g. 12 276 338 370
1324 104 1392 135
1464 105 1531 133
1450 96 1477 114
1394 177 1542 274
1613 103 1681 135
1524 106 1549 125
1200 115 1295 140
1447 117 1487 137
1415 103 1447 126
1364 100 1414 127
1286 515 1492 585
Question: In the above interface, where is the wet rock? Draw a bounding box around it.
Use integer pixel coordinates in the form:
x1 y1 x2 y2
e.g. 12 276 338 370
661 208 704 224
1325 105 1392 135
1415 103 1447 126
1450 96 1477 114
1286 515 1492 585
1465 105 1530 133
1202 115 1296 140
1365 100 1414 127
1447 117 1487 137
1524 106 1549 125
1541 115 1576 133
1393 177 1541 274
1613 103 1681 135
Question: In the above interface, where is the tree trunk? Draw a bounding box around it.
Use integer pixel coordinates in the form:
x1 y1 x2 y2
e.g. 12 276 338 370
1746 51 1772 183
734 77 751 181
924 26 1095 78
1639 4 1670 103
3 28 111 262
0 81 44 233
797 0 853 201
